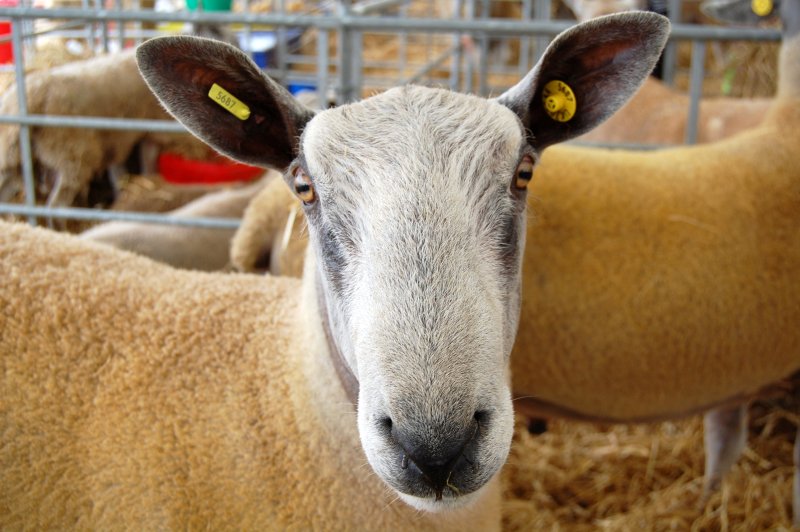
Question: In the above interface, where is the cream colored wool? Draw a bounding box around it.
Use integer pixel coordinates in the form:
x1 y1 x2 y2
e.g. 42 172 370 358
0 221 501 529
576 76 773 146
510 31 800 420
229 173 306 275
81 175 273 271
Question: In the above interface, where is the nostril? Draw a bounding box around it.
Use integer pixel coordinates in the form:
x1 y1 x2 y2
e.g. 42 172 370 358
378 416 393 434
473 410 490 427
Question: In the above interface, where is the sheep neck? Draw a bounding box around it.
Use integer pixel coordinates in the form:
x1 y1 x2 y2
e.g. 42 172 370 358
315 274 359 407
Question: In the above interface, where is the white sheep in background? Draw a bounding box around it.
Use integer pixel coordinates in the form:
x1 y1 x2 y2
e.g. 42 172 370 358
0 47 212 208
80 176 272 271
0 13 668 528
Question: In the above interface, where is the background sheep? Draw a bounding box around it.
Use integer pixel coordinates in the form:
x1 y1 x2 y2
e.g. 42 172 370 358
80 176 272 271
229 175 307 275
0 47 212 208
0 13 668 527
511 0 800 518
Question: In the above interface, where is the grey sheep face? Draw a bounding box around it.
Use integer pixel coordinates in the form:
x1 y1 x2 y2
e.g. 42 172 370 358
300 87 527 508
136 11 668 511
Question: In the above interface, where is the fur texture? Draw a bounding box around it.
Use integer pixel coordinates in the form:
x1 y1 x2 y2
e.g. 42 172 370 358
81 176 272 271
0 13 668 526
0 222 502 529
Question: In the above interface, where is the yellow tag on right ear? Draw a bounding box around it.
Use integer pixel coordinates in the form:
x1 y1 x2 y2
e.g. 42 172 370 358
752 0 773 16
542 80 576 123
208 83 251 121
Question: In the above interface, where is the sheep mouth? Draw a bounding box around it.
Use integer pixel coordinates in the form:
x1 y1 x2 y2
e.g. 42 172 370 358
382 435 497 508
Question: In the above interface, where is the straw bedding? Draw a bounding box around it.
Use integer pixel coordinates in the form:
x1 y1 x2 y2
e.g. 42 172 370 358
502 395 797 530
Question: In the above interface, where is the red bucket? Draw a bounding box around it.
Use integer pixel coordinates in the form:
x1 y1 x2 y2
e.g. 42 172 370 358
158 153 264 185
0 0 16 65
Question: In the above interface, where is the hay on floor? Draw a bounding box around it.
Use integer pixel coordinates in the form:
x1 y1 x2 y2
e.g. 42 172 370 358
503 398 797 530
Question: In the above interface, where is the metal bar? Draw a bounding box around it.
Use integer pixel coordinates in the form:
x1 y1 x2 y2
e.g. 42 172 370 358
0 204 243 228
97 0 109 52
316 29 329 109
242 0 252 58
350 23 363 98
449 0 463 91
398 0 408 84
116 0 125 50
519 0 531 76
0 19 89 43
477 0 489 96
533 0 550 65
685 40 706 145
463 0 474 93
276 0 287 83
351 0 405 15
0 115 188 132
0 9 782 40
661 0 681 85
10 17 35 226
80 0 94 51
403 44 458 84
337 0 354 103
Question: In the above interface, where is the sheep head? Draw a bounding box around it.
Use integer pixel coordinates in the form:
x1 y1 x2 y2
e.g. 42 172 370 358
136 12 668 511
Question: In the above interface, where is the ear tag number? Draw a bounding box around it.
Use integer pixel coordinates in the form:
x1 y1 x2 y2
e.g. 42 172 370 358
208 83 251 121
542 80 576 123
751 0 772 16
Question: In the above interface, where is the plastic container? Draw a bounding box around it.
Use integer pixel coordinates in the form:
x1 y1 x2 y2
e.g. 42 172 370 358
158 153 264 185
0 0 18 65
288 82 316 95
185 0 232 11
238 29 304 68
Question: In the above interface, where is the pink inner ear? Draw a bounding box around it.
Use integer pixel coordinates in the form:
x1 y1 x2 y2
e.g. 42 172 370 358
580 39 637 71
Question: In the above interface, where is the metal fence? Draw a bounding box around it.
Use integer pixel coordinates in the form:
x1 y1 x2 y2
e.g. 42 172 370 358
0 0 782 230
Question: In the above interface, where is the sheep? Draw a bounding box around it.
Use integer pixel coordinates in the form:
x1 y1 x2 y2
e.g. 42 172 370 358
228 174 306 275
509 0 800 517
0 12 669 527
225 0 800 516
0 43 226 209
80 176 273 271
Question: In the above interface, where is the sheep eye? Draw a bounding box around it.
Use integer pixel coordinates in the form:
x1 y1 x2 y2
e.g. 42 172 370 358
292 169 315 204
514 155 535 190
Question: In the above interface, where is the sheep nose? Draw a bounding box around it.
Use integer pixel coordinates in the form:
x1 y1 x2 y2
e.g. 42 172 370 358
390 413 484 499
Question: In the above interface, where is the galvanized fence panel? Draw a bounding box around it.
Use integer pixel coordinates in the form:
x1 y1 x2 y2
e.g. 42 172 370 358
0 1 781 229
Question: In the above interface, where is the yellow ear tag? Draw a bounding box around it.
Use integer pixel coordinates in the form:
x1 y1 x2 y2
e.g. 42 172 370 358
751 0 772 16
542 80 576 123
208 83 251 121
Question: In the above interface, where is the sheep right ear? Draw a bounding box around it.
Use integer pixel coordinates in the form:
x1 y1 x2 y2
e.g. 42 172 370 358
496 12 669 150
136 36 315 170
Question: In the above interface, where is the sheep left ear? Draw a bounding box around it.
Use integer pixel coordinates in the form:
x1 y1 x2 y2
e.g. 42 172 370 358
136 36 315 170
496 12 670 150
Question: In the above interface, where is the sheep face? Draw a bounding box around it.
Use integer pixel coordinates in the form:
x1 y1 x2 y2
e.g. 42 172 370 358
299 86 526 509
136 11 668 512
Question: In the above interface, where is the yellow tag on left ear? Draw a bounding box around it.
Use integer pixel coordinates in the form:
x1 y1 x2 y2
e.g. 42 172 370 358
208 83 251 121
751 0 772 16
542 80 576 123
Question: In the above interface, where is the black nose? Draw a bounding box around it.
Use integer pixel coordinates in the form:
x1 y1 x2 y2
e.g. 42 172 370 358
390 412 486 499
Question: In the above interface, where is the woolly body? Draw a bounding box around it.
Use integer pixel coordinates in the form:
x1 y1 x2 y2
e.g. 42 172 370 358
81 176 272 271
0 222 500 529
